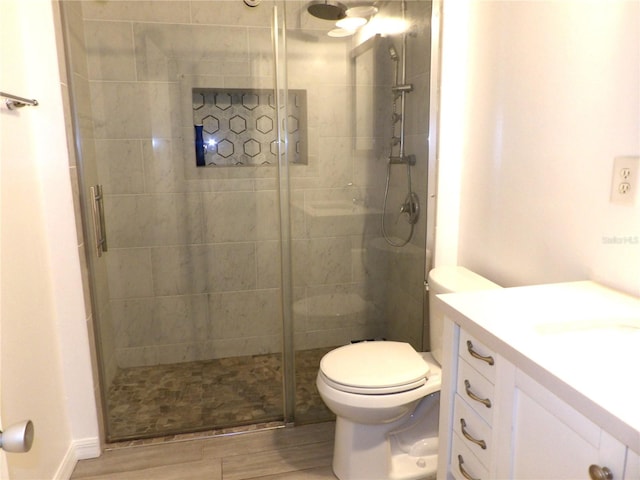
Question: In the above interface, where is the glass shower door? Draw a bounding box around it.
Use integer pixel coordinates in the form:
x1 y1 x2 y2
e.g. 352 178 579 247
63 0 297 441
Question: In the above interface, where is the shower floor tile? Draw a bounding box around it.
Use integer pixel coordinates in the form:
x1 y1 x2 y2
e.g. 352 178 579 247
106 348 334 441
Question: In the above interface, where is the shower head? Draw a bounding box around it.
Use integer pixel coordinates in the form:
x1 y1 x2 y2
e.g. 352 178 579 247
307 0 347 20
388 45 399 61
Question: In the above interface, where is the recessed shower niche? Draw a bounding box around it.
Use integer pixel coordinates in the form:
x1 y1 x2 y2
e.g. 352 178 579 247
192 88 307 167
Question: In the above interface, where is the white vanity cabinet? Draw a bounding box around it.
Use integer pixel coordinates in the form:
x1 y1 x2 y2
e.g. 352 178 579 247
509 370 626 479
626 449 640 479
438 319 633 480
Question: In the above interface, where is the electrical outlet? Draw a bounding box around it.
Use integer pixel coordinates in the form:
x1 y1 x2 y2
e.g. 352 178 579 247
610 156 639 205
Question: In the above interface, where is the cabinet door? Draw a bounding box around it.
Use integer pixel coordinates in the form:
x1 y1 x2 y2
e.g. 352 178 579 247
625 448 639 479
511 372 626 479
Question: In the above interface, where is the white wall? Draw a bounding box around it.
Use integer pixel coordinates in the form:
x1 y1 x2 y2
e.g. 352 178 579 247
0 0 99 478
437 0 640 296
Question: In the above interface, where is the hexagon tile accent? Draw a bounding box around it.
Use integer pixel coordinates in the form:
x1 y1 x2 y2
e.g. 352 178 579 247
192 88 307 167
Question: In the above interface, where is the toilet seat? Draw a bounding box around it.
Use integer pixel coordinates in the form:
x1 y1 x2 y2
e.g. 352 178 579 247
319 341 430 395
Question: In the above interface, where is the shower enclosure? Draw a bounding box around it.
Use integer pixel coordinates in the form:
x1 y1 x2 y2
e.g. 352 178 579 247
61 0 435 442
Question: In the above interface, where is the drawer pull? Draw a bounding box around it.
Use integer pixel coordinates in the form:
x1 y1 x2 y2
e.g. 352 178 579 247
460 418 487 449
464 380 492 408
458 454 481 480
467 340 494 366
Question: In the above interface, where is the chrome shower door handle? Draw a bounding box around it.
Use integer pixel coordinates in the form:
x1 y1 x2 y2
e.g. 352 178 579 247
90 185 108 257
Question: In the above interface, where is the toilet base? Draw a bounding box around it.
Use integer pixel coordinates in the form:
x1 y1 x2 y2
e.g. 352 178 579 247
331 393 439 480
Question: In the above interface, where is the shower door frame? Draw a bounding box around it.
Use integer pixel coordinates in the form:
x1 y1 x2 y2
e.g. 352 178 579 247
59 0 299 441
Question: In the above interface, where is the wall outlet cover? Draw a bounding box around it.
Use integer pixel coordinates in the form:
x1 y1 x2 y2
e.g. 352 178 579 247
610 156 639 205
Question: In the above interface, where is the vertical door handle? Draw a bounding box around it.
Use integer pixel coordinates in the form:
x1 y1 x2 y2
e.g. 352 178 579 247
90 185 108 257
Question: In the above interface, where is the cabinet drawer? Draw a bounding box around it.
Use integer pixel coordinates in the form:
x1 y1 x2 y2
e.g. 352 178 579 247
459 330 496 383
454 394 491 467
452 432 489 480
457 358 495 424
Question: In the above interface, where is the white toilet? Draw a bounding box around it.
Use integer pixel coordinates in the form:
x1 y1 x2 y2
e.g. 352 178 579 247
316 266 501 480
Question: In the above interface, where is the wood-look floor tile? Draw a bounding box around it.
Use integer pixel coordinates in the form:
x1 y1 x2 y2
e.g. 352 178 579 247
73 458 222 480
71 441 204 478
72 423 337 480
221 440 334 480
243 466 338 479
203 423 335 459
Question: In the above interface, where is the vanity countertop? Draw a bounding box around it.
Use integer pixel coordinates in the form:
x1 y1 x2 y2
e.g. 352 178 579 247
436 280 640 452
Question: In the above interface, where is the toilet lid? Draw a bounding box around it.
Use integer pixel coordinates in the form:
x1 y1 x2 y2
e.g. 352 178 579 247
320 341 430 394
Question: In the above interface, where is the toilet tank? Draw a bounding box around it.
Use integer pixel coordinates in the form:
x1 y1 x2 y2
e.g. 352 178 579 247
427 267 502 365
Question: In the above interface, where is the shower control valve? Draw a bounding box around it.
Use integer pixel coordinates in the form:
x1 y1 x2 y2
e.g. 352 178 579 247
398 192 420 225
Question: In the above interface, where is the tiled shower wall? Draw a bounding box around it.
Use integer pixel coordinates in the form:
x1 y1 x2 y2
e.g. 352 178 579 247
79 0 419 369
380 0 433 348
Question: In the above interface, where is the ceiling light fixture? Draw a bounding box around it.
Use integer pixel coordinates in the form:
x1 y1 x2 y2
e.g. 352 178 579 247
335 16 368 30
345 6 378 18
328 28 355 37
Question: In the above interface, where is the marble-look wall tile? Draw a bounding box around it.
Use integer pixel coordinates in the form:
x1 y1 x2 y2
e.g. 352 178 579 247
403 72 430 137
141 138 183 193
307 85 353 139
385 284 422 350
406 0 433 79
203 191 257 242
111 298 156 347
154 295 210 345
90 81 181 139
133 23 249 81
286 36 349 90
293 236 352 286
202 334 282 359
156 342 204 365
202 190 279 242
106 248 153 299
84 20 136 81
210 289 281 340
207 242 257 293
82 1 191 23
190 1 271 27
94 139 144 194
151 245 209 296
111 294 209 348
116 345 158 368
256 241 280 289
97 302 119 385
73 72 95 135
104 193 203 247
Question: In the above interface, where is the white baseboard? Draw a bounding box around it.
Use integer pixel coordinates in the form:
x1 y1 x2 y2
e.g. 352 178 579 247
74 437 101 460
55 437 101 480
